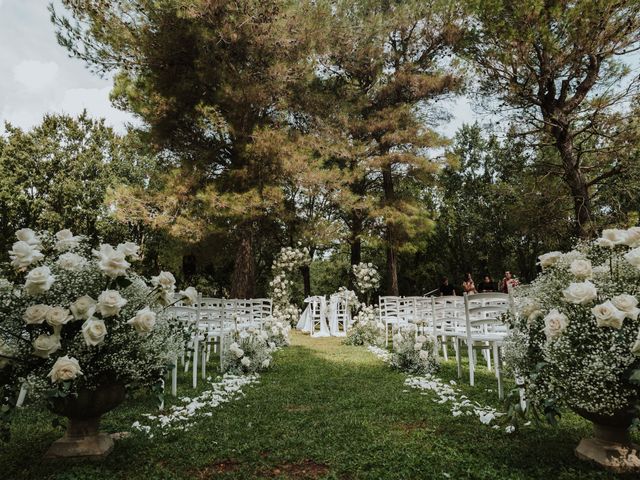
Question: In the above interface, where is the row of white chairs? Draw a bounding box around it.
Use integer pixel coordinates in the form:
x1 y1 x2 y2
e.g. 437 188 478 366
166 296 273 393
379 293 513 399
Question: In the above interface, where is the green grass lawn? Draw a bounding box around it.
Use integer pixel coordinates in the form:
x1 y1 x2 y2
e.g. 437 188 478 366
1 331 638 479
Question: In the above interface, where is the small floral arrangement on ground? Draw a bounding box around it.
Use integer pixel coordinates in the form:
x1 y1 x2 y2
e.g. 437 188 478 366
390 326 438 375
344 305 384 347
263 318 291 348
222 327 273 375
504 227 640 422
352 262 380 302
273 303 301 327
0 228 193 435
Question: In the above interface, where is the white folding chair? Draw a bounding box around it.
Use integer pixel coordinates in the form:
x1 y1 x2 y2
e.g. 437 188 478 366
458 292 510 399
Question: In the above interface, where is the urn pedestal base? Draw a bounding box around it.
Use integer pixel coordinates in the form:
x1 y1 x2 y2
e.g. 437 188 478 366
575 423 640 473
44 417 114 461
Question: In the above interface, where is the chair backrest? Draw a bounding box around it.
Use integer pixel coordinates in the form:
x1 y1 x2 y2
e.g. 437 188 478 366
379 296 402 323
463 292 510 336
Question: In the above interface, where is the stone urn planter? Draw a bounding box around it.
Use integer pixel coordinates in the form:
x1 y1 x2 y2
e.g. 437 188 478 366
45 382 126 461
573 407 640 473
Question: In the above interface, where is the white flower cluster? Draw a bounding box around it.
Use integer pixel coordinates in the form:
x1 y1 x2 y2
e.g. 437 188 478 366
222 327 273 375
390 326 438 375
268 246 310 325
132 374 258 437
263 319 291 348
506 227 640 417
344 305 384 347
0 228 192 403
352 262 380 297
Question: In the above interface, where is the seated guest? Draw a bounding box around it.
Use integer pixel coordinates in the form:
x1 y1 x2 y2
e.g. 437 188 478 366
501 271 520 293
462 272 477 295
439 277 456 296
477 275 496 293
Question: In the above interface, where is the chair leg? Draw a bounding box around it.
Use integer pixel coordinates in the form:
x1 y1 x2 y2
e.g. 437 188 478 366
171 356 178 396
485 343 492 371
467 341 475 386
442 336 449 361
192 336 199 389
455 338 462 378
201 344 207 380
493 343 503 399
16 383 28 407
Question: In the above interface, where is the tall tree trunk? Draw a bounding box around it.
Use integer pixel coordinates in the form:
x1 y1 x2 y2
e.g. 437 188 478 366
382 165 399 295
230 226 255 298
551 122 594 238
348 214 362 290
301 264 311 297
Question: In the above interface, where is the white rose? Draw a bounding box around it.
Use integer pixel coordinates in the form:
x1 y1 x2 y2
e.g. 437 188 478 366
418 350 430 361
229 342 244 358
158 288 175 306
520 299 541 318
611 294 640 320
93 244 130 278
16 228 41 247
624 248 640 268
9 241 44 269
97 290 127 317
543 309 569 341
241 357 251 367
538 251 562 269
24 266 55 295
151 271 176 291
562 281 597 305
178 286 198 305
116 241 141 260
414 342 423 351
32 334 61 358
46 306 73 327
562 250 584 262
416 335 428 344
54 229 81 251
23 304 51 325
569 259 592 279
592 301 626 329
601 228 628 247
48 355 82 383
527 310 544 326
624 227 640 248
127 307 157 333
57 252 86 271
70 295 97 321
82 318 108 346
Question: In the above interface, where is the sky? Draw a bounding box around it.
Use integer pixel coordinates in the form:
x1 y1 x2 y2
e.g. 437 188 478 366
0 0 476 137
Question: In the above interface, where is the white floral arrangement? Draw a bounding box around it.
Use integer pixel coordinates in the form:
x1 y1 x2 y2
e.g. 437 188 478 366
390 326 438 375
352 262 380 301
269 245 310 326
504 227 640 421
0 229 193 418
344 305 384 347
334 286 360 311
222 327 273 375
272 303 301 327
263 318 291 348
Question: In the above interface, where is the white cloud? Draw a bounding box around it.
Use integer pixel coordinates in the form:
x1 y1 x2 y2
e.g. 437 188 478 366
13 60 59 92
1 86 136 134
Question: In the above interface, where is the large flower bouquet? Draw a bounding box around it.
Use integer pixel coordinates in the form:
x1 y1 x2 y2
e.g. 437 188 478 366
391 326 438 374
222 327 273 375
0 229 189 427
344 305 384 347
263 319 291 348
269 245 311 326
504 228 640 423
352 262 380 303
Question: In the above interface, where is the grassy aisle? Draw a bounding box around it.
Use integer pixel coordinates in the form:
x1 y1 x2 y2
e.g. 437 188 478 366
1 332 637 479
